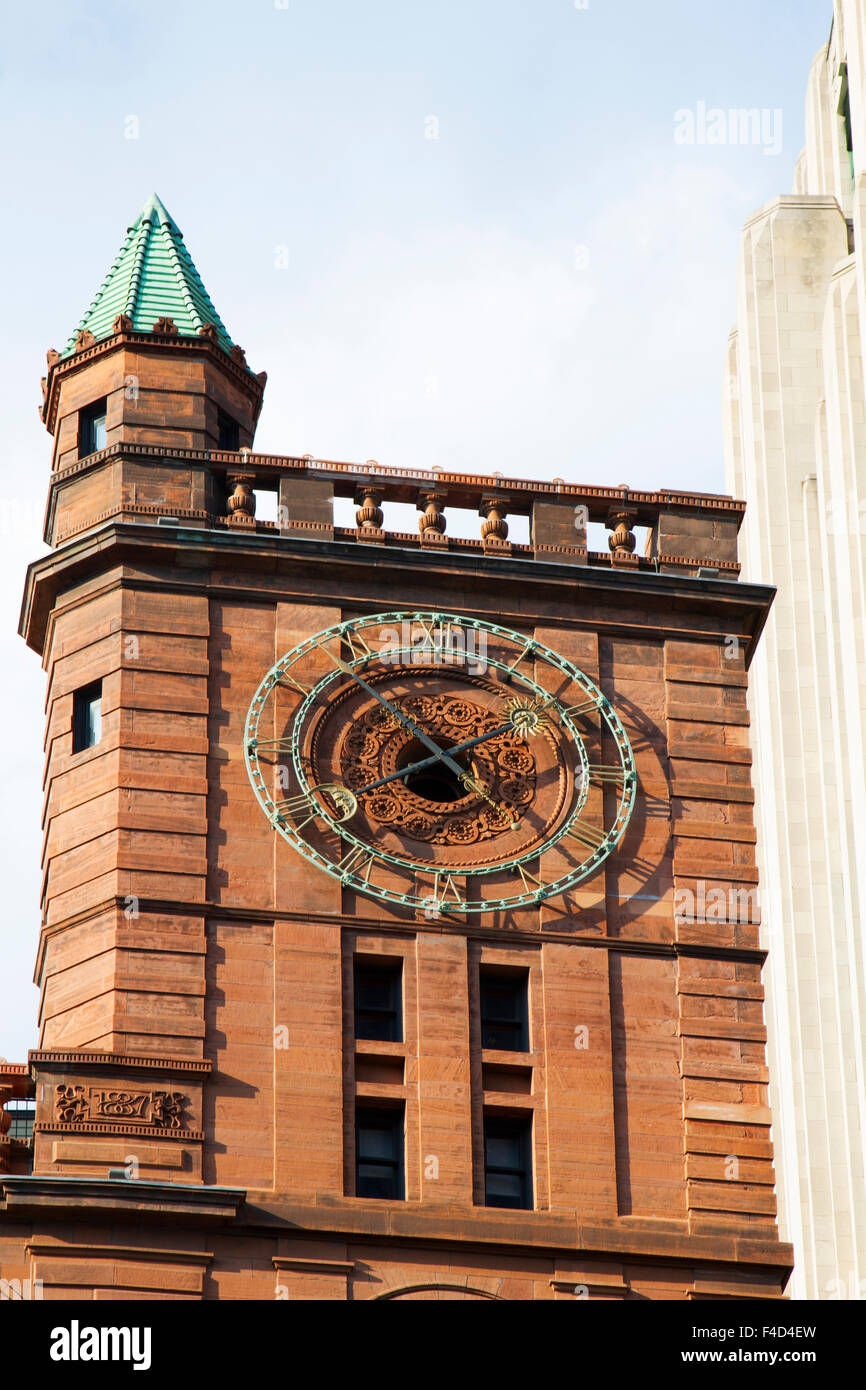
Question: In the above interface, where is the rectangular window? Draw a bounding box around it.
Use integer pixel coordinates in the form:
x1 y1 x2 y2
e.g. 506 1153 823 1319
5 1099 35 1143
480 968 529 1051
355 1105 404 1200
72 680 102 753
79 399 108 456
484 1113 532 1209
354 959 403 1042
217 408 240 450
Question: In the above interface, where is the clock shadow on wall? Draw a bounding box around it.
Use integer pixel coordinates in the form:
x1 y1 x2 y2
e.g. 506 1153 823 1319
530 689 672 939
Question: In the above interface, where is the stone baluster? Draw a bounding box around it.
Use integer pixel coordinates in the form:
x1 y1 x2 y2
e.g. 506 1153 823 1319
606 488 639 566
226 473 257 526
354 485 385 542
417 489 447 546
479 494 510 552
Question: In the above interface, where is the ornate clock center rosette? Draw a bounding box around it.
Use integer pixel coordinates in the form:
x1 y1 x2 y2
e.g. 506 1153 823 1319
310 669 568 868
336 686 536 846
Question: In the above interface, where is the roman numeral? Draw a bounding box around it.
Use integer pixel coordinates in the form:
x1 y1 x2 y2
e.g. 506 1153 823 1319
564 820 608 851
434 872 466 908
273 791 320 831
412 618 440 648
274 672 312 697
515 862 543 894
587 763 624 785
504 640 536 674
560 696 600 717
344 629 374 661
336 844 375 881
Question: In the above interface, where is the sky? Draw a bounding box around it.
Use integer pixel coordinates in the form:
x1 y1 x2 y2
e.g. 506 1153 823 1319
0 0 830 1060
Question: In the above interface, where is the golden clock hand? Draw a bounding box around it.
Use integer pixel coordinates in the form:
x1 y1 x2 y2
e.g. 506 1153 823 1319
457 772 511 817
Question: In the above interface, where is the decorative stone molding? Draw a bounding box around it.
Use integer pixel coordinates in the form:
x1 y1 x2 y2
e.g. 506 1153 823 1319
29 1050 212 1078
0 1176 244 1223
34 1121 204 1143
374 1275 505 1300
54 1085 189 1132
272 1256 354 1276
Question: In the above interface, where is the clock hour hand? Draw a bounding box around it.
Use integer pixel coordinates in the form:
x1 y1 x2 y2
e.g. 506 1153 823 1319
355 719 513 798
323 650 470 783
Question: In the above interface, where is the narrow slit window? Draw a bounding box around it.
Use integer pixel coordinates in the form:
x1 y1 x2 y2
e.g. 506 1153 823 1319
78 399 108 456
72 680 102 753
354 959 403 1042
355 1105 404 1200
217 408 240 450
484 1113 533 1209
480 968 529 1052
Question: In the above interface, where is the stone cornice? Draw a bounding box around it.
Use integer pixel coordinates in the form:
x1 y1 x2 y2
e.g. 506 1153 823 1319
19 521 774 663
28 1050 212 1079
0 1176 244 1224
42 332 266 435
31 896 769 974
740 191 848 232
241 1193 794 1280
27 1240 213 1265
44 439 746 517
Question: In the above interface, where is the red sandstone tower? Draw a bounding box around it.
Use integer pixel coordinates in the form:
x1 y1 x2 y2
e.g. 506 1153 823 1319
0 195 792 1300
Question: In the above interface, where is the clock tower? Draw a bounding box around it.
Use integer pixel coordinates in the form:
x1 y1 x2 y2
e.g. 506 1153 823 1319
0 195 792 1301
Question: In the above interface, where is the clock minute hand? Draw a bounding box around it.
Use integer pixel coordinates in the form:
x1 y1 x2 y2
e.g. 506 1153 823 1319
355 720 514 798
324 650 468 782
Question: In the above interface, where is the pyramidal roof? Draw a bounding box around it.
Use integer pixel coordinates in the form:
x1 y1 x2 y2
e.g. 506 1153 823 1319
61 193 235 357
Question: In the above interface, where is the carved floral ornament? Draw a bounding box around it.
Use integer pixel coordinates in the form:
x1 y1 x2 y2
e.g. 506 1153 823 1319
55 1085 187 1130
340 693 536 846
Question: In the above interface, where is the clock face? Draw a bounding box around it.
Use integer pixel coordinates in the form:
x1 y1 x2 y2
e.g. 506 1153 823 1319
244 611 635 915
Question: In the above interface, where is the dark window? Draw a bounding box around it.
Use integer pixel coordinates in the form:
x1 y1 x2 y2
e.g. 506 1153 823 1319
484 1114 532 1209
354 959 402 1042
79 399 108 456
217 408 240 450
72 680 102 753
355 1105 404 1199
480 968 528 1051
5 1099 35 1143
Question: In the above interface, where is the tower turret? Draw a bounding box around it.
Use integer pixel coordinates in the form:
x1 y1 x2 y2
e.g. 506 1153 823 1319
40 193 266 546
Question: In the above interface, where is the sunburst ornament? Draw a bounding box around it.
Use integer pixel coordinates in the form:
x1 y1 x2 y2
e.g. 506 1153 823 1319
505 696 551 740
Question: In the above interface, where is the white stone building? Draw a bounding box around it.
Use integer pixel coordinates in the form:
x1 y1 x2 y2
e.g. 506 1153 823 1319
724 0 866 1300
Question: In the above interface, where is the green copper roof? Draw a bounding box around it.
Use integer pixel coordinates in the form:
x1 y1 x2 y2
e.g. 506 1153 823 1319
61 193 235 357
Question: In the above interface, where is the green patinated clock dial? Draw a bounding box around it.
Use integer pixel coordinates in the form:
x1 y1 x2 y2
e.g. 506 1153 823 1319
244 611 636 915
